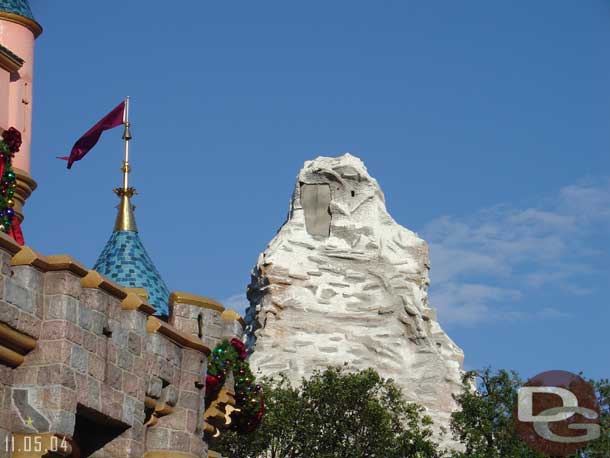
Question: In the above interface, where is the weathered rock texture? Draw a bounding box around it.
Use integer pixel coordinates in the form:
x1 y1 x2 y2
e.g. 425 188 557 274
245 154 464 434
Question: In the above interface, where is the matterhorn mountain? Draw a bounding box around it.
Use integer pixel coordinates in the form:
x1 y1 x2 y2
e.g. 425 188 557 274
244 154 464 436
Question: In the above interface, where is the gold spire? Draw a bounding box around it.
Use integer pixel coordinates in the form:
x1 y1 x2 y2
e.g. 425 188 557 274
113 97 138 232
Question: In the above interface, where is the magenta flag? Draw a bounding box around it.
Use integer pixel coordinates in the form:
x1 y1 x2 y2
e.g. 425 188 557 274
59 101 125 169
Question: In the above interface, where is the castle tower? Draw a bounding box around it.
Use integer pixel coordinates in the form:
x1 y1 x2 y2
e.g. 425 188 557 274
93 104 171 316
0 0 42 222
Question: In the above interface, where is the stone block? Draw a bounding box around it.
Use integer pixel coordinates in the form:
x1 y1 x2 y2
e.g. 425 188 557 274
117 349 134 371
167 342 182 366
146 427 169 450
107 298 123 320
122 395 136 425
146 376 163 399
110 323 128 347
41 385 76 412
89 310 106 335
61 366 77 390
169 431 190 452
0 300 18 327
174 317 198 336
181 349 204 373
48 410 75 436
88 353 105 380
134 401 146 423
222 320 243 339
190 435 206 456
74 372 88 404
83 332 98 352
107 342 118 365
12 366 38 386
12 266 43 292
41 320 68 340
96 336 108 359
120 311 146 333
147 334 166 357
127 332 141 355
106 364 123 390
172 303 191 319
0 366 13 385
133 355 146 374
156 360 174 387
80 288 108 312
186 409 199 434
69 346 88 374
36 364 62 386
44 271 81 298
4 278 34 313
78 306 93 331
44 295 78 323
87 377 101 410
0 251 10 273
177 391 201 411
42 340 72 365
123 373 139 397
158 408 186 431
160 385 179 407
17 311 41 338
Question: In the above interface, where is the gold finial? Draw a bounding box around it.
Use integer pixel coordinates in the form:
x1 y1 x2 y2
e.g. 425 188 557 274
113 187 138 231
113 97 138 232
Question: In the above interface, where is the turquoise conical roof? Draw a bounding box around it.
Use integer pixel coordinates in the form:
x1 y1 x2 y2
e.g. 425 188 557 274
93 190 170 317
94 230 170 316
0 0 34 19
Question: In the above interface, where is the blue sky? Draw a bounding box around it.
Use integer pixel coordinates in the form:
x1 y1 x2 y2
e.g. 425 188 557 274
26 1 609 380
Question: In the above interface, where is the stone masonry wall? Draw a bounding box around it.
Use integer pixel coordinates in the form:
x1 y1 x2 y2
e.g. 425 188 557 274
0 234 243 458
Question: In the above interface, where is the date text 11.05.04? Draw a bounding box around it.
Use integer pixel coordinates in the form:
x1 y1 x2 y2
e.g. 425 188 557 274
4 434 69 454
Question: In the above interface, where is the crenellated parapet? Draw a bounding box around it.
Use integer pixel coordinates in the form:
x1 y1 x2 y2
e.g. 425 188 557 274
0 233 244 458
169 292 245 350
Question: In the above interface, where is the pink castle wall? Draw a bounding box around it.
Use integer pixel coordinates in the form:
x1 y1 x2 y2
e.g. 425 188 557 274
0 19 36 174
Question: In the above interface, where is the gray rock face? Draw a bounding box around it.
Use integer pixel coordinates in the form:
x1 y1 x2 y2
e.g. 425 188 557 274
244 153 464 437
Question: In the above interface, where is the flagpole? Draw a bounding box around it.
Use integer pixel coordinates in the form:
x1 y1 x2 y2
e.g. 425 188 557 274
122 96 132 192
114 97 137 232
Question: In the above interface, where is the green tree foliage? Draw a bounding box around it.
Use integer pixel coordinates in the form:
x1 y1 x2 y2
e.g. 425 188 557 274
449 368 610 458
449 368 546 458
213 366 608 458
214 367 441 458
581 378 610 457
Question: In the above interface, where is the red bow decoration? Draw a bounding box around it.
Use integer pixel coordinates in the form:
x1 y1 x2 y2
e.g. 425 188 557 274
230 338 248 360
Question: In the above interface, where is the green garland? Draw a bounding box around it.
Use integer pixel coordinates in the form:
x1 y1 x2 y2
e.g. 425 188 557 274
206 338 264 433
0 129 19 233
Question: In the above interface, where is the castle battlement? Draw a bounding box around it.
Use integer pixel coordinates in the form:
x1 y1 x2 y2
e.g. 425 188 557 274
0 232 242 458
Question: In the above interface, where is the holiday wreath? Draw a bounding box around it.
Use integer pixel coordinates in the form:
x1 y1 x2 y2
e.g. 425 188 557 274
206 338 264 433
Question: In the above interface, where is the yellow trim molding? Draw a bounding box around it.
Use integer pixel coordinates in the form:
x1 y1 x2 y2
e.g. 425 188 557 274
143 452 199 458
9 244 159 317
45 255 89 276
0 11 43 37
220 309 245 327
13 168 37 223
126 287 149 301
11 246 46 269
0 343 24 367
0 322 36 352
169 291 224 312
0 47 23 72
0 321 37 368
0 231 24 255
